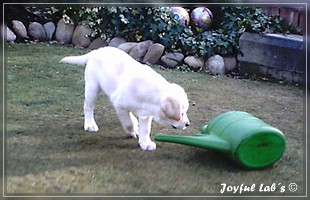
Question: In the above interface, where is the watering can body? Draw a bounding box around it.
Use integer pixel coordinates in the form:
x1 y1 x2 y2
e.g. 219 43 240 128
154 111 286 169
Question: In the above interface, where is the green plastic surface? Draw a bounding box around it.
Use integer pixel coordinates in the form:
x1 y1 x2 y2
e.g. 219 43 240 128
155 133 231 152
154 111 286 169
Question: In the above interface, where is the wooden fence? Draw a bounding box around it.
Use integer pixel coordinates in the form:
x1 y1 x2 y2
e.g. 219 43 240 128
264 7 304 33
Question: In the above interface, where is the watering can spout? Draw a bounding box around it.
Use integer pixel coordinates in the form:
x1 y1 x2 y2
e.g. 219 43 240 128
154 133 231 152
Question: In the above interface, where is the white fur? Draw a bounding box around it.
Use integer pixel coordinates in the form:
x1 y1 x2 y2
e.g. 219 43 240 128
60 46 190 151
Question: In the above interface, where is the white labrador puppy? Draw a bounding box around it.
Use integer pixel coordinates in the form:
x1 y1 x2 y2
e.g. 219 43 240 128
60 46 190 151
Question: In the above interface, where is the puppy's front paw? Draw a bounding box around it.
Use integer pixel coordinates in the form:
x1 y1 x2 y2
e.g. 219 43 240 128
139 141 156 151
84 122 99 132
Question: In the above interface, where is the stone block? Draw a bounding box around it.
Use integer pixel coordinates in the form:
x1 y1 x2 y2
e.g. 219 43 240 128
143 43 164 64
72 25 92 48
237 32 304 83
29 22 46 41
44 22 56 40
12 20 27 38
55 19 75 44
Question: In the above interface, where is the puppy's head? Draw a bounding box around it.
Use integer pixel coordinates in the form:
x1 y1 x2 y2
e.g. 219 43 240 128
156 84 190 129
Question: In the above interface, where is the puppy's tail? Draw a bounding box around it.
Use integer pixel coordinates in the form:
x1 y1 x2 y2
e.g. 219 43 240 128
59 53 90 66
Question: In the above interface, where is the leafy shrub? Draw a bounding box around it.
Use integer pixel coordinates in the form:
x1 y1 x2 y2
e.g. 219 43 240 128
175 7 302 57
54 7 185 48
52 6 302 57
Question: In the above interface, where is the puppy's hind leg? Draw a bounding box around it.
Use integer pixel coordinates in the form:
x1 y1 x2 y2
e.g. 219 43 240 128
84 81 100 132
115 108 139 138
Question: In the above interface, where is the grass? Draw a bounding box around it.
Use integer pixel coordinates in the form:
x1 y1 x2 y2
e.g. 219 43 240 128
5 43 304 195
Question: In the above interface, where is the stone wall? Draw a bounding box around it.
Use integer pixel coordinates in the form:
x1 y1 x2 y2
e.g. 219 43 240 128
2 18 234 76
237 32 304 84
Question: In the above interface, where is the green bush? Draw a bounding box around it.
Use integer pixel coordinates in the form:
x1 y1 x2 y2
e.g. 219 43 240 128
176 7 302 57
55 7 185 48
53 6 301 57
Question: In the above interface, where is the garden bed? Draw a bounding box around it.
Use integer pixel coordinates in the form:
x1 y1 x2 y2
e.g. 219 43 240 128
3 6 305 84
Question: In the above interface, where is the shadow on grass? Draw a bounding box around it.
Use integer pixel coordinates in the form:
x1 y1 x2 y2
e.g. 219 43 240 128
187 149 276 173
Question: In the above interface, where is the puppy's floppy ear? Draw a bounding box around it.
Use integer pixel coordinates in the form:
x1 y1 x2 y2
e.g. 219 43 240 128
161 97 181 121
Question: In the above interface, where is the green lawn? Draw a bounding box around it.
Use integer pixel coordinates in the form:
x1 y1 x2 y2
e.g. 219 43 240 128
5 43 304 195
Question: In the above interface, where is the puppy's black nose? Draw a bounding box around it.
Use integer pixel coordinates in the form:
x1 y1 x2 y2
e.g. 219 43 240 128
185 122 190 127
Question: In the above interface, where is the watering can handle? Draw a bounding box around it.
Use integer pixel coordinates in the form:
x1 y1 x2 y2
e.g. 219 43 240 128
154 133 231 152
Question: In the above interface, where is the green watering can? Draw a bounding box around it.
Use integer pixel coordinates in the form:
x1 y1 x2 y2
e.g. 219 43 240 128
154 111 286 169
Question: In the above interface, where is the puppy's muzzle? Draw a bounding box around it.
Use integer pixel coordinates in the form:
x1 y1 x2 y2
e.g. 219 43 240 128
172 122 190 129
